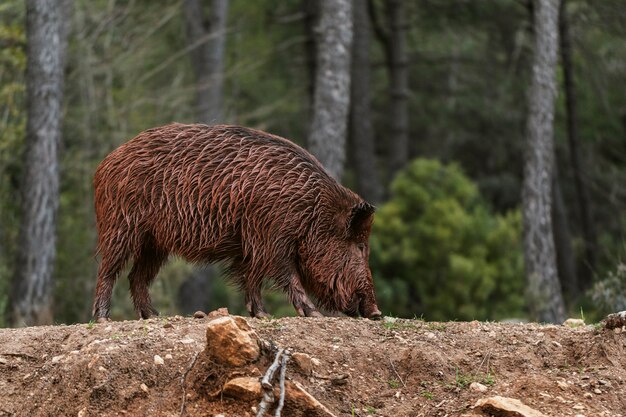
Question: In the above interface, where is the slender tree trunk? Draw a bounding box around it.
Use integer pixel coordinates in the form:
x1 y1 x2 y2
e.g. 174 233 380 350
349 0 382 204
303 0 318 107
386 0 409 181
552 173 578 304
559 0 597 290
522 0 566 324
10 0 71 327
183 0 228 123
182 0 229 311
308 0 353 180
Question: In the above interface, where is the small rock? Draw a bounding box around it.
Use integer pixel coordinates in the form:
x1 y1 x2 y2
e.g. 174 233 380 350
383 316 397 324
165 354 173 360
0 357 7 365
563 318 585 328
77 407 88 417
193 311 206 319
163 322 173 329
207 307 229 319
222 377 262 401
140 383 148 392
583 393 593 399
205 316 259 366
52 355 64 363
602 311 626 330
597 379 610 386
557 380 569 390
330 374 349 386
470 382 488 392
285 380 338 417
179 337 196 345
154 355 164 365
291 352 320 375
593 388 601 394
573 404 585 410
474 396 548 417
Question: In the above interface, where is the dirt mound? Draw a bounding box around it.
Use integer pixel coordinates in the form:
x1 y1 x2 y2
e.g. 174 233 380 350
0 315 624 416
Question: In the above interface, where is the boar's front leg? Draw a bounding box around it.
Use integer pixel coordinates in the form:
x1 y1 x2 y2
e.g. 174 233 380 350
286 273 323 318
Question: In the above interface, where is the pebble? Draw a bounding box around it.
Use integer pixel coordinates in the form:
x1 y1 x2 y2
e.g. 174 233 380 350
163 322 173 329
140 383 148 392
584 393 593 399
470 382 488 392
593 388 602 394
563 318 585 328
165 354 173 360
193 311 206 319
154 355 164 365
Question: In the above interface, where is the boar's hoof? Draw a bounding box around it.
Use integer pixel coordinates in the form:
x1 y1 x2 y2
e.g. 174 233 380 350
306 310 324 318
139 305 159 319
253 311 271 319
96 317 111 324
367 310 383 321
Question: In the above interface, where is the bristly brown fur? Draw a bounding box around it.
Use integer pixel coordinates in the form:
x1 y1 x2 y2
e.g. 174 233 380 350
92 123 381 320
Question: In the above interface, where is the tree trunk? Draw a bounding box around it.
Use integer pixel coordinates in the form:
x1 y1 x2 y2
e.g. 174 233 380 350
386 0 409 182
182 0 229 123
308 0 353 180
303 0 318 110
558 0 597 290
10 0 71 327
552 173 578 304
522 0 566 324
182 0 229 312
349 0 382 204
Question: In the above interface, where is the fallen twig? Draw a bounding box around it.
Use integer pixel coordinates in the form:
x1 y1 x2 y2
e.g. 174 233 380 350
179 351 200 416
389 358 406 388
275 351 291 417
256 348 285 417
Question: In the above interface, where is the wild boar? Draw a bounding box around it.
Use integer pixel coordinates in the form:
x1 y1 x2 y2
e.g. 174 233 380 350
92 124 381 321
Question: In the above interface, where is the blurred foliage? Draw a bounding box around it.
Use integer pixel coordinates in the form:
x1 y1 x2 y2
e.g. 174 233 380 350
589 262 626 315
371 159 525 320
0 0 625 325
0 2 25 327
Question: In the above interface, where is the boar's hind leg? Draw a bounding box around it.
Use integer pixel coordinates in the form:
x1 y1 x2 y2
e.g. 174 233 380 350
287 274 323 318
93 248 130 322
128 236 167 319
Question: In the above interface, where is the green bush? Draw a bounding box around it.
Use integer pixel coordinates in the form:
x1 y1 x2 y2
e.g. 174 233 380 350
370 158 525 321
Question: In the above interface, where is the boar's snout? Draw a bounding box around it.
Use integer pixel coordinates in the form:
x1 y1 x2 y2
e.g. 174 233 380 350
343 293 382 320
360 303 382 320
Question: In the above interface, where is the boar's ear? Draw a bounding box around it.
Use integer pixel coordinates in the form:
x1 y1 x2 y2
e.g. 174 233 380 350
347 202 376 240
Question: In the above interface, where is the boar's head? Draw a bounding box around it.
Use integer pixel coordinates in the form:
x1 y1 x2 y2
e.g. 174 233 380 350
298 200 382 320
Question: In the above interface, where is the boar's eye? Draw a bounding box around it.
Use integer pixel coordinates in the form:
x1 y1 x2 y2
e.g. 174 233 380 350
357 243 366 255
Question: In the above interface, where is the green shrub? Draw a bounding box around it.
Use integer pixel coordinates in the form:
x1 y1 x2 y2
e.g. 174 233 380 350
370 158 525 320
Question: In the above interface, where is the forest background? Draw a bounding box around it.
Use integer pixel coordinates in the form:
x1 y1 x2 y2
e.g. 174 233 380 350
0 0 625 327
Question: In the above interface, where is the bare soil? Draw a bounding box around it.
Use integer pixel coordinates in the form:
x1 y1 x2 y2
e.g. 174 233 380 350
0 315 624 417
